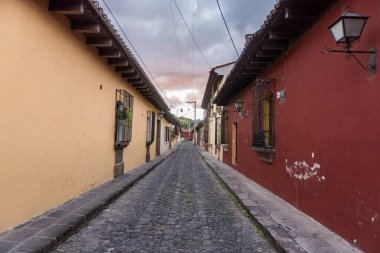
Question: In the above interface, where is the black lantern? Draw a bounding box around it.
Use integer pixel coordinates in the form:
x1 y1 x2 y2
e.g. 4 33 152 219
234 99 247 117
323 11 376 73
328 12 369 48
158 111 165 119
235 99 244 112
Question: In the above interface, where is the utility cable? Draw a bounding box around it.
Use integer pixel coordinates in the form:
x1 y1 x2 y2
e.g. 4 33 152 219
102 0 172 107
192 0 194 89
170 0 185 87
173 0 211 68
216 0 240 58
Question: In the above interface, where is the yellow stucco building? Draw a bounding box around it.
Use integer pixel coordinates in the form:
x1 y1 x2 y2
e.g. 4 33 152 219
201 62 235 161
0 0 178 232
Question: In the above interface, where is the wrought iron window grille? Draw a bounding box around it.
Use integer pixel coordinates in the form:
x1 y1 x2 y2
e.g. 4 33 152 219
252 78 275 150
115 89 133 149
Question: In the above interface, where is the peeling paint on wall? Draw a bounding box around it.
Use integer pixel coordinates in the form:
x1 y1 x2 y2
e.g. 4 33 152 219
285 156 325 181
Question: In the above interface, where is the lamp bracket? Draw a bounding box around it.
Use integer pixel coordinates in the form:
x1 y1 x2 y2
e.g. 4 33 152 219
233 110 248 118
322 47 376 73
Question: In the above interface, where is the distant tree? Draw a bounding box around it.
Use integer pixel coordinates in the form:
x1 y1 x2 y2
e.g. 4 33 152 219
178 116 194 129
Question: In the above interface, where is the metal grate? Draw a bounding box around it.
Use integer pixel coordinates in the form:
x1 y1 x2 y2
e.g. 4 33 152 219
252 78 274 150
221 111 229 144
115 89 134 148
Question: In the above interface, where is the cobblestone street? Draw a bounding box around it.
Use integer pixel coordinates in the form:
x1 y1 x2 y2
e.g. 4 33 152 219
54 143 275 253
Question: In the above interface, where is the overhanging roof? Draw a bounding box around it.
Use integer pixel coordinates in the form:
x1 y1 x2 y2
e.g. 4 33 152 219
214 0 335 105
164 112 180 126
201 62 235 109
49 0 169 111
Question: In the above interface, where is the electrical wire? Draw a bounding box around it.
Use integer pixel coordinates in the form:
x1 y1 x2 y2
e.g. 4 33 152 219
173 0 211 68
102 0 172 107
216 0 240 58
192 0 194 89
170 0 185 87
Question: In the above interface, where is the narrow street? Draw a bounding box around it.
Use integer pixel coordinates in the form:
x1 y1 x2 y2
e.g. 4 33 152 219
55 142 274 253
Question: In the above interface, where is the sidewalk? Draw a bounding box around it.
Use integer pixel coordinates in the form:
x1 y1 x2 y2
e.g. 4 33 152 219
197 147 362 253
0 147 176 253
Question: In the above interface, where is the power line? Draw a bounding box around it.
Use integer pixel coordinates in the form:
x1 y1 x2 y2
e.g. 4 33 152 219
170 0 185 87
173 0 211 68
192 0 194 89
102 0 172 107
216 0 240 58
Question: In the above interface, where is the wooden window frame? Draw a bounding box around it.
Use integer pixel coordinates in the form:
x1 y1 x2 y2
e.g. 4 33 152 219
252 78 275 152
115 89 133 149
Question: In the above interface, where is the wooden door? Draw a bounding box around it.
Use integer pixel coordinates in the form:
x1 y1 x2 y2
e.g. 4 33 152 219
232 122 237 165
156 119 161 156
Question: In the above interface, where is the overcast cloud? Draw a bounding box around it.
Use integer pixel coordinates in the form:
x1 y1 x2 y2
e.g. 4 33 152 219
99 0 276 119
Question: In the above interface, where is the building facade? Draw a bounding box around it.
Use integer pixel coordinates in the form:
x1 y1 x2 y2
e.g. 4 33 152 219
0 0 178 233
213 0 380 252
201 62 235 161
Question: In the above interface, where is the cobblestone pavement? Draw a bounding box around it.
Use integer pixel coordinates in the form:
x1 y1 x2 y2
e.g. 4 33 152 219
54 143 275 253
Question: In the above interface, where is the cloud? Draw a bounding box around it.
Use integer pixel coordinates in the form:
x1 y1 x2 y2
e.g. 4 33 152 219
99 0 276 113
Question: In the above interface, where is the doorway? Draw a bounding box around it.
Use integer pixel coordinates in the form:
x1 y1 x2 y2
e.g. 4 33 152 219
156 119 161 156
232 122 237 165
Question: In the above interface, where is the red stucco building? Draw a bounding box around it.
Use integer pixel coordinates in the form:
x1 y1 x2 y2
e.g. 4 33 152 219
179 128 194 142
214 0 379 252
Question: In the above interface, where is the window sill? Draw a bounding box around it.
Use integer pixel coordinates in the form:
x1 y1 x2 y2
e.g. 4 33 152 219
114 142 130 150
253 147 275 153
253 147 275 164
221 144 229 152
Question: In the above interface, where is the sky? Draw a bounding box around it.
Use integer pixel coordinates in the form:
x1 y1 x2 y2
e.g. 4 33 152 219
99 0 277 119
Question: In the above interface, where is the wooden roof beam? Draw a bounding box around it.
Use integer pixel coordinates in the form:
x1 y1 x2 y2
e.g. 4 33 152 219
236 77 253 83
285 8 317 20
128 76 141 82
49 0 84 15
247 63 267 70
87 37 113 47
256 50 282 58
115 66 133 73
269 31 296 40
132 82 145 88
122 72 138 78
261 40 288 50
129 79 144 85
99 49 122 58
138 90 151 94
135 85 149 90
71 23 100 33
251 57 275 64
108 59 128 66
240 73 257 79
242 69 261 75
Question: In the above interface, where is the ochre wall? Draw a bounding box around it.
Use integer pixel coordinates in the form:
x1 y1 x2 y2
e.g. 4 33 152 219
223 1 380 252
0 0 159 232
159 118 171 154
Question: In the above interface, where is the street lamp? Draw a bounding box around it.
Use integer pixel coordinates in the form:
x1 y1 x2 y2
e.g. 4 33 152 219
158 111 165 119
235 99 244 112
175 108 183 116
234 99 247 118
323 10 376 73
187 101 196 145
328 12 368 47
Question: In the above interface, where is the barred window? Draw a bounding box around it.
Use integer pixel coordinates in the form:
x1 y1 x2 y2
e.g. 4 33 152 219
146 111 154 143
115 89 133 148
204 122 209 143
221 111 228 144
146 111 151 142
252 79 274 150
165 126 170 142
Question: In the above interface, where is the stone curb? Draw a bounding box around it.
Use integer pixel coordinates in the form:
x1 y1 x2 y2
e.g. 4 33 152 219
0 147 177 253
196 147 362 253
195 148 286 253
